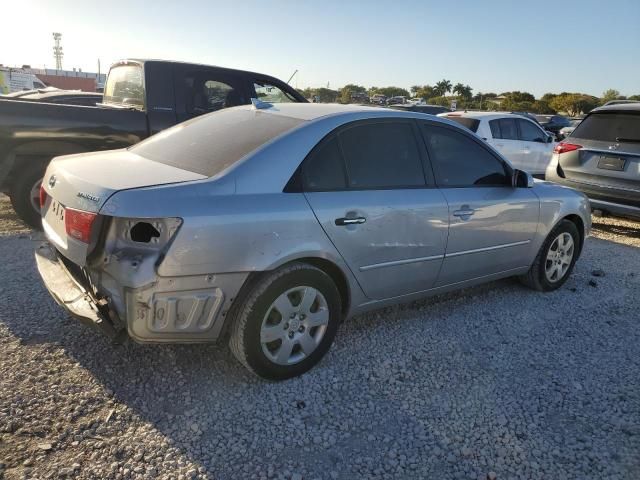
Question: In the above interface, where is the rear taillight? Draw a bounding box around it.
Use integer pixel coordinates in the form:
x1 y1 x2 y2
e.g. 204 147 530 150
65 208 97 243
553 142 582 154
39 184 48 210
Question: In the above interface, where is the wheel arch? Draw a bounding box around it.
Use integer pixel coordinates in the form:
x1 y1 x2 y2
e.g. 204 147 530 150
219 256 352 344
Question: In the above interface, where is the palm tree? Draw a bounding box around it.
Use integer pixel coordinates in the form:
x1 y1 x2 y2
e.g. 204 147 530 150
453 83 473 99
435 79 452 97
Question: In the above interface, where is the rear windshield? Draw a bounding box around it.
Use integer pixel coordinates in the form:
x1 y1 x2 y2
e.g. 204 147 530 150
443 116 480 133
103 65 144 109
571 112 640 143
131 108 304 176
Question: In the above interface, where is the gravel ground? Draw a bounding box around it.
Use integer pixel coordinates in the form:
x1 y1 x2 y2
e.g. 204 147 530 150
0 195 639 480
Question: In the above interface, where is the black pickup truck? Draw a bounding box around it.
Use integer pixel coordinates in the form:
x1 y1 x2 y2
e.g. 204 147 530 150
0 59 306 227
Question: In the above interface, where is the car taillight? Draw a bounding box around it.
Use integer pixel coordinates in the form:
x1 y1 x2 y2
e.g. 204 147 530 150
553 142 582 154
65 208 97 243
39 184 48 209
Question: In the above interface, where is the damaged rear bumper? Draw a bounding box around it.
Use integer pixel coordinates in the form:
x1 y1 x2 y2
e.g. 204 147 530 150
35 242 121 339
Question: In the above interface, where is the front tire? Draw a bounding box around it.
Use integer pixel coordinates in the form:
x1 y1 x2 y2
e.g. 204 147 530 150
9 161 47 229
519 219 580 291
229 263 342 380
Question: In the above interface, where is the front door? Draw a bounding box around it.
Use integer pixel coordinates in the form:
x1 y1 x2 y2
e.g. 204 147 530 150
301 120 449 300
419 122 540 287
517 118 553 175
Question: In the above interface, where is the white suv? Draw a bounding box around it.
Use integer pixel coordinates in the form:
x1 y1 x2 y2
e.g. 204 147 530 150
438 112 556 177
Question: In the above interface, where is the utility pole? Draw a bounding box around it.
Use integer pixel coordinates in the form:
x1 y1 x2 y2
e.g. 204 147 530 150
52 32 63 70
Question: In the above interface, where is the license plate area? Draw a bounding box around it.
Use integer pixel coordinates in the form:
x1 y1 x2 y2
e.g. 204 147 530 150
51 200 66 223
597 156 626 171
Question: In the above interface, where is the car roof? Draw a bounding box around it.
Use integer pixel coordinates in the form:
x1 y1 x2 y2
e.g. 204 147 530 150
242 102 401 121
436 111 531 120
591 103 640 113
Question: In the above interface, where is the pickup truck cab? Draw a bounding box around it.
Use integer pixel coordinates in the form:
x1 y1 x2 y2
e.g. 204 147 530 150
0 59 306 227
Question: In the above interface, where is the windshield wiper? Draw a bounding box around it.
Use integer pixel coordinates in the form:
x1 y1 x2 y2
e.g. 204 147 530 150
616 137 640 143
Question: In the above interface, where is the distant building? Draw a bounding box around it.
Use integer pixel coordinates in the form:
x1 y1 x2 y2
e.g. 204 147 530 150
23 68 107 92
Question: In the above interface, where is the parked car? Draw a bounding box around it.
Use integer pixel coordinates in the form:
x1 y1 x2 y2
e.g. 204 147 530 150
2 88 102 106
535 114 572 139
438 112 555 177
546 103 640 219
603 100 640 106
389 104 449 115
370 94 387 105
558 118 583 139
386 96 406 105
0 59 306 227
36 103 590 380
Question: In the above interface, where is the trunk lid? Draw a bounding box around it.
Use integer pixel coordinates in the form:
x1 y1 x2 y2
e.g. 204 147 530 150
41 149 206 265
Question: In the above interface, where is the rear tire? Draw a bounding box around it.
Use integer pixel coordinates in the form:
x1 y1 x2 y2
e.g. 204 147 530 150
229 263 341 380
519 219 580 292
9 160 47 229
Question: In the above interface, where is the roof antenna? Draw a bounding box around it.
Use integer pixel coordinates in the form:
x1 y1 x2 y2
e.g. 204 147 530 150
251 98 272 110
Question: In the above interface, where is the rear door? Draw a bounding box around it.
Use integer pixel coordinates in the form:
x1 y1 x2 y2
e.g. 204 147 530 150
516 118 553 175
488 118 525 169
419 122 540 286
558 110 640 206
303 119 449 300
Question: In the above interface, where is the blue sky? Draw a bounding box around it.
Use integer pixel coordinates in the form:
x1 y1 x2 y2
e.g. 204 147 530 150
5 0 640 97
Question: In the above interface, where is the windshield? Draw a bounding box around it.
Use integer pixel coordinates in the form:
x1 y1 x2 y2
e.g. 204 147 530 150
571 112 640 143
103 65 144 109
131 108 304 176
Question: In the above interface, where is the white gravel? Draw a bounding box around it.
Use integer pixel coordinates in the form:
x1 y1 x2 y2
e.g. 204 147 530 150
0 195 639 479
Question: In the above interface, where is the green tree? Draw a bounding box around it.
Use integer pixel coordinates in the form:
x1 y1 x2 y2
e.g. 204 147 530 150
550 93 599 116
376 86 411 98
628 94 640 101
434 79 452 97
410 85 422 96
414 85 436 101
453 83 473 100
601 89 620 104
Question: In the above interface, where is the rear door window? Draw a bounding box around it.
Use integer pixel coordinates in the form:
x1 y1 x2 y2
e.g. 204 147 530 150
490 118 518 140
571 112 640 143
183 71 245 115
338 122 426 189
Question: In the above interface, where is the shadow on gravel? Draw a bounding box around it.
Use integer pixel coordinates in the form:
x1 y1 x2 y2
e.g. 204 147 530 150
592 218 640 240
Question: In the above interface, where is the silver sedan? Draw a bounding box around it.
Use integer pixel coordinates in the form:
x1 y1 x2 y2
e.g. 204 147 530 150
36 103 591 379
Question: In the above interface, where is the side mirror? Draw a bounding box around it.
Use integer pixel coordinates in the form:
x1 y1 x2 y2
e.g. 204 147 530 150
547 135 554 143
512 169 534 188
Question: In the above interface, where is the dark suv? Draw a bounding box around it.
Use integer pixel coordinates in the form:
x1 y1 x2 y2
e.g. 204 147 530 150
545 103 640 219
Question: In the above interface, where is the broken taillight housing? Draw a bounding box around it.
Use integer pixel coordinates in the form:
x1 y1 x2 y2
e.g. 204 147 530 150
39 184 48 210
65 208 98 243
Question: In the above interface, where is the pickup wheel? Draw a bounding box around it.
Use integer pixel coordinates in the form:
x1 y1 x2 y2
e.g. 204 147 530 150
9 161 47 229
228 263 341 380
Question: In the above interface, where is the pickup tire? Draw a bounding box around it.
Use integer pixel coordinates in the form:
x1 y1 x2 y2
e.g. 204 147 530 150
9 160 47 229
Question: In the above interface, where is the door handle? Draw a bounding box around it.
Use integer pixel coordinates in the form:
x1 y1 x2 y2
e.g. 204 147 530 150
452 207 475 220
335 217 366 226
